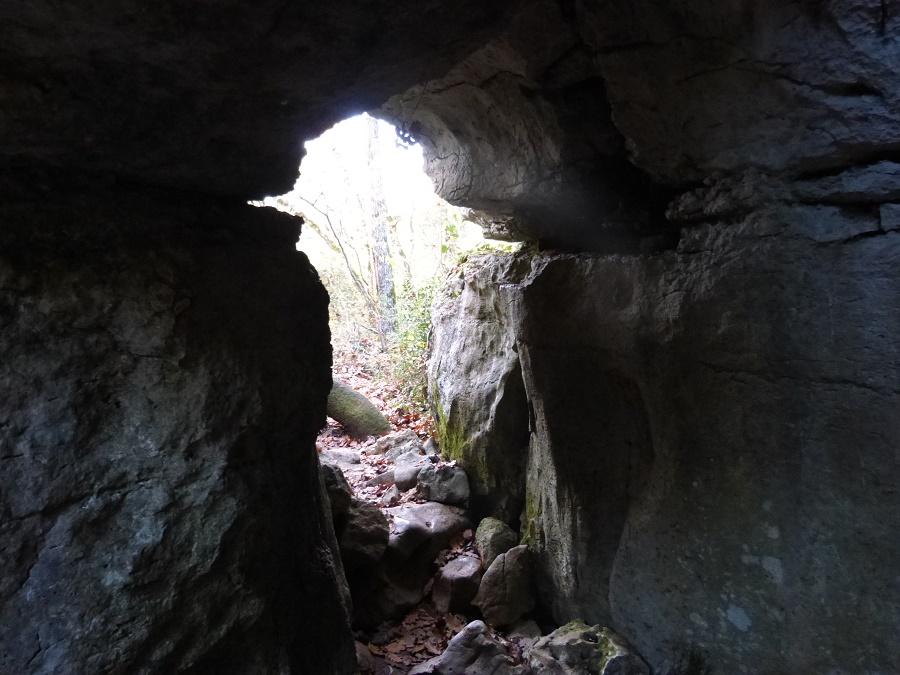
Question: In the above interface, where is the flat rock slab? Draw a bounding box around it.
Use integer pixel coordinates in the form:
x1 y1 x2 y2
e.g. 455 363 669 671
409 620 529 675
387 502 469 562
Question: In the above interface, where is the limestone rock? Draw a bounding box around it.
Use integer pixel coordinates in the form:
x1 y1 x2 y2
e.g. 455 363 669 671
353 502 470 627
339 499 389 569
356 640 378 674
387 502 470 563
509 619 542 643
396 460 429 491
409 620 529 675
0 0 511 197
476 517 519 569
392 446 434 491
327 379 391 439
0 198 357 673
417 464 470 506
426 253 532 520
432 555 483 614
474 545 535 627
320 447 363 466
321 462 353 523
424 437 440 456
510 209 900 673
366 470 396 488
380 485 401 508
528 621 648 675
374 429 423 458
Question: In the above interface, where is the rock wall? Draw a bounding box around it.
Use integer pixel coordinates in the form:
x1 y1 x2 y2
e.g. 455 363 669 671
0 179 355 674
3 0 900 673
427 254 531 522
417 5 900 671
429 202 900 673
381 0 671 250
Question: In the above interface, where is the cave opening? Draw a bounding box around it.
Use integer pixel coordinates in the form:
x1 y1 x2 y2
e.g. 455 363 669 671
255 113 536 670
4 3 898 674
259 112 499 433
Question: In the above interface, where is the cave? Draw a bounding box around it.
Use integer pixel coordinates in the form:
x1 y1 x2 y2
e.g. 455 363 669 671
2 2 899 674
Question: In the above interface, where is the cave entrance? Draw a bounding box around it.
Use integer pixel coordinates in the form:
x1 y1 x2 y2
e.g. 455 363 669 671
257 113 537 669
262 112 486 437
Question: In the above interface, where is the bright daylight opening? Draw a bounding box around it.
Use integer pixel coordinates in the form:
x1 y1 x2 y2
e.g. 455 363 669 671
260 113 509 437
258 113 523 670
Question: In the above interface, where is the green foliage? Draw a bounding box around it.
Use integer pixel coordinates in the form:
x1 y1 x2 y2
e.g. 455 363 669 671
454 240 520 266
520 492 543 547
388 279 439 409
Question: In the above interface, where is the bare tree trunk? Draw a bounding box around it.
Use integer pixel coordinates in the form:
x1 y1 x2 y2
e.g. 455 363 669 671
367 116 396 348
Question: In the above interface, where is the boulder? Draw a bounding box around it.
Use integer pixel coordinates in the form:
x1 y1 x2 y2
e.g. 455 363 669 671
425 253 532 521
508 619 542 643
321 447 367 484
417 464 470 507
432 555 483 614
356 641 378 674
320 447 362 466
476 517 518 569
339 499 389 569
473 545 534 627
373 429 424 458
327 379 391 439
380 485 401 507
387 502 470 562
528 621 649 675
423 437 440 456
409 620 529 675
353 503 470 628
395 455 431 491
321 462 353 523
366 470 396 488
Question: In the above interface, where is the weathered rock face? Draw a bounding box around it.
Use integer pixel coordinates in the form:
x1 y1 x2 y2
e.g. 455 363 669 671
508 203 900 674
0 183 356 673
385 1 900 247
381 0 671 250
0 1 521 198
4 1 900 673
428 253 531 521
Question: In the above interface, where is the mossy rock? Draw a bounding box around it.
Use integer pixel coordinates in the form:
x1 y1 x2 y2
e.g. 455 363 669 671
528 620 649 674
326 379 391 439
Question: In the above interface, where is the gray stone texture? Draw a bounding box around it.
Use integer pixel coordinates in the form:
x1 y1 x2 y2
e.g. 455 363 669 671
338 499 389 570
409 620 529 675
428 253 532 521
507 205 900 674
432 555 483 614
0 186 356 674
474 545 535 628
321 463 353 524
327 379 391 439
352 502 470 628
529 621 648 675
475 518 519 570
3 0 900 673
417 464 471 507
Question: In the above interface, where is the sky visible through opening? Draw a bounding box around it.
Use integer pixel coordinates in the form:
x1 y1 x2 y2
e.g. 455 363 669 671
262 112 483 272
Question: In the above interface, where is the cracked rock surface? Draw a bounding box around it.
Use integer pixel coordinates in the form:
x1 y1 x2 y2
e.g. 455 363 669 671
0 183 355 674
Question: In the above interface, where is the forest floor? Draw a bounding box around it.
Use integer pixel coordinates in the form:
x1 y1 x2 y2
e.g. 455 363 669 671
318 359 468 673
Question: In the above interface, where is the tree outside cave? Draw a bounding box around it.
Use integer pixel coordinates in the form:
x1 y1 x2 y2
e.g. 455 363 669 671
261 113 503 416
